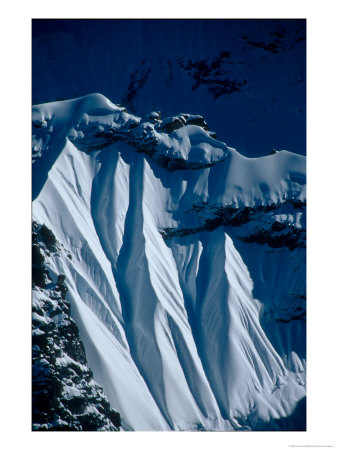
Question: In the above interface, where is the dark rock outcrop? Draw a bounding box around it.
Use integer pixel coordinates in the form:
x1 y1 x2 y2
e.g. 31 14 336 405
68 108 220 171
32 222 121 431
161 200 306 251
176 51 248 99
158 116 185 134
181 114 210 131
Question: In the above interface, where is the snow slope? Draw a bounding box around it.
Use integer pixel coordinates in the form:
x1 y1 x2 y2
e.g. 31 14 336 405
32 93 306 431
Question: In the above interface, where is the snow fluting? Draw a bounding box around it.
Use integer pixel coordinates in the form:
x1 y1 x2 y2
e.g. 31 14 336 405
32 93 306 431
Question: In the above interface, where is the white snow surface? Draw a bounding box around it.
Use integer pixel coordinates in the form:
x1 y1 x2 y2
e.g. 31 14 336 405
32 94 306 431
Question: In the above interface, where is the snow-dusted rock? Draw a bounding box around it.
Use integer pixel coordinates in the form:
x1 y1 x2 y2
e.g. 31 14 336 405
32 221 121 431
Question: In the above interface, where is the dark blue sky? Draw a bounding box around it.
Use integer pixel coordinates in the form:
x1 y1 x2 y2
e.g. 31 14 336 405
32 19 305 157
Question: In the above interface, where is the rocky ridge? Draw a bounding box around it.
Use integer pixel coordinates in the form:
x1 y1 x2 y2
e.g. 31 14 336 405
32 222 121 431
161 199 305 251
64 108 222 171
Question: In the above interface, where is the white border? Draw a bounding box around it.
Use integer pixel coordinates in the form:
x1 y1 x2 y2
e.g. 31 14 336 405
1 1 337 449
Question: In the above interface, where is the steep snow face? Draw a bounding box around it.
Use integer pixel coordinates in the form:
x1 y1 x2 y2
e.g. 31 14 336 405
32 94 306 431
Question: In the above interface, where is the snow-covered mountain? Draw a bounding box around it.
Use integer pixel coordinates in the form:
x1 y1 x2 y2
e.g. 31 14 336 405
32 93 306 431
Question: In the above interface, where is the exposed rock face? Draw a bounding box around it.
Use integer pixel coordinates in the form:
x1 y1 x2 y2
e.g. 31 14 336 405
64 107 220 171
181 114 210 130
161 200 306 251
121 68 151 111
176 51 248 99
32 222 121 431
158 116 185 134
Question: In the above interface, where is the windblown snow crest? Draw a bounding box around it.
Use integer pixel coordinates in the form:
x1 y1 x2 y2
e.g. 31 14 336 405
32 94 306 431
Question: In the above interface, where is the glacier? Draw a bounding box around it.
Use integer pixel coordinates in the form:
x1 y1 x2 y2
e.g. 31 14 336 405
32 93 306 431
